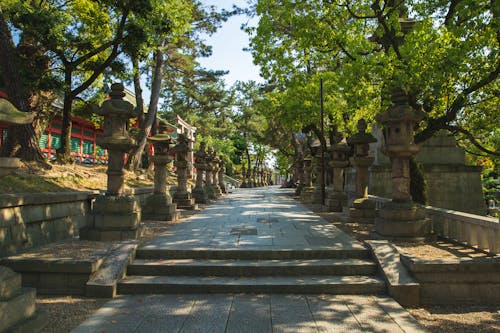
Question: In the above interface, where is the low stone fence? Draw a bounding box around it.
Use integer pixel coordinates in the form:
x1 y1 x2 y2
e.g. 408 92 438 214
369 195 500 255
0 187 154 258
0 192 94 257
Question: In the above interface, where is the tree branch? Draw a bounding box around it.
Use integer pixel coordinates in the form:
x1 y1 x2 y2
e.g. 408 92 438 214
445 124 499 157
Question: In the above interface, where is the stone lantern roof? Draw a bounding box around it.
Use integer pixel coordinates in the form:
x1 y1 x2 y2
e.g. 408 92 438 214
148 119 175 143
0 98 34 125
347 119 377 145
376 89 425 124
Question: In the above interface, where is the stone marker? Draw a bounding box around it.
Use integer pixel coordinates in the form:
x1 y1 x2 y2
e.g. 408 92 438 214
375 89 432 240
81 83 142 241
142 119 178 221
347 119 377 222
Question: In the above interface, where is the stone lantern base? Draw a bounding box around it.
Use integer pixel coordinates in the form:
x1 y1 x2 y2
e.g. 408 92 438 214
349 198 377 223
205 185 218 200
142 193 179 221
375 201 432 241
300 186 315 203
80 195 142 241
0 157 22 176
173 192 198 210
0 266 47 333
193 186 209 204
326 190 347 212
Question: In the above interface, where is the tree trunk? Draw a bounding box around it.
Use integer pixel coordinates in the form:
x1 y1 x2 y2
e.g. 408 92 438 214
0 10 44 161
56 83 74 163
126 44 165 170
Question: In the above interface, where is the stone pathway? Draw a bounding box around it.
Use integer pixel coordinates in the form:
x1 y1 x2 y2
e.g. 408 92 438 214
72 187 427 332
72 294 425 333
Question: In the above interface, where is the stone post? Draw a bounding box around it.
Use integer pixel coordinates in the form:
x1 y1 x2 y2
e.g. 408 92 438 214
218 158 226 193
300 155 315 203
375 89 431 240
295 153 305 196
347 119 377 222
81 83 141 241
193 142 209 204
173 133 197 210
326 141 350 212
142 119 178 221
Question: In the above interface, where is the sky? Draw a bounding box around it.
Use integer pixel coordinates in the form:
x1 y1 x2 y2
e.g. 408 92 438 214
198 0 262 87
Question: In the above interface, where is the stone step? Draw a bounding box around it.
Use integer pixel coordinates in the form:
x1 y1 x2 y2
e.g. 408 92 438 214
118 275 386 295
136 247 371 260
127 258 378 277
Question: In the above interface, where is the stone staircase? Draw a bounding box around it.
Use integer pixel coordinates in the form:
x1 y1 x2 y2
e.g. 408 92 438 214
117 246 386 295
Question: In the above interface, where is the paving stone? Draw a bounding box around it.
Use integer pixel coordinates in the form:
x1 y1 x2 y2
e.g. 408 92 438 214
178 294 233 333
271 295 317 333
307 295 364 333
226 294 272 333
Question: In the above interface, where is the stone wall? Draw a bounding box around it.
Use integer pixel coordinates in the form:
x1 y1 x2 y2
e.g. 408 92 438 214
366 129 487 215
0 192 94 257
0 187 154 258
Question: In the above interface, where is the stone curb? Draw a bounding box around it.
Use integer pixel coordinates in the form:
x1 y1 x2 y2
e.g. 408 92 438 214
86 241 138 298
366 240 420 307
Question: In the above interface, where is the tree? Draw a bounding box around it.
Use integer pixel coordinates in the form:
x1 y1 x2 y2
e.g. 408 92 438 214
126 0 231 170
246 0 499 160
8 0 153 163
0 4 56 162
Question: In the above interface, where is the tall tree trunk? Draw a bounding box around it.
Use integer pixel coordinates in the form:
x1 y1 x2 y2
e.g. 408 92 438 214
127 42 165 170
0 10 44 162
56 72 74 163
125 56 146 170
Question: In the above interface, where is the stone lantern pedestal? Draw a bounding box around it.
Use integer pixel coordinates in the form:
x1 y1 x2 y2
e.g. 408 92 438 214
326 142 350 212
142 122 179 221
193 142 209 204
300 156 315 203
375 90 432 240
81 83 141 241
348 119 377 223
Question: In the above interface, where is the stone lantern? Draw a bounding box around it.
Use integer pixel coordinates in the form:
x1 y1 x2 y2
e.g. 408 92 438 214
347 119 377 222
193 142 209 204
205 147 216 199
375 89 431 240
173 133 197 210
300 155 315 203
326 140 350 212
0 97 34 176
141 119 179 221
211 151 223 197
218 158 226 193
81 83 141 241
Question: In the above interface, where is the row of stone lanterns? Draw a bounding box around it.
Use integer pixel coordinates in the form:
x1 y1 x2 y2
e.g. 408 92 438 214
80 83 226 241
296 100 431 241
240 165 271 188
